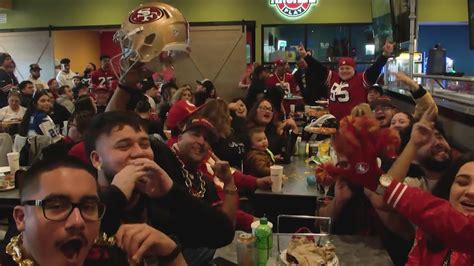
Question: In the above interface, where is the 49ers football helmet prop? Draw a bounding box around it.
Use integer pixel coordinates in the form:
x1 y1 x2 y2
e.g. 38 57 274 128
113 2 190 81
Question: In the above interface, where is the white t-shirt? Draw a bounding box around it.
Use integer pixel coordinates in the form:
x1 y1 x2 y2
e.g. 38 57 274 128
28 76 49 91
0 106 26 121
56 71 76 88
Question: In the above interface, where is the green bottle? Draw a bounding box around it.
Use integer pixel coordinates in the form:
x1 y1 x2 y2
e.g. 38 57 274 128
255 216 272 266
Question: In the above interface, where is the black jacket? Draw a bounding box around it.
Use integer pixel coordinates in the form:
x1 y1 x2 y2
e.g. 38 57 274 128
212 135 245 169
293 67 328 104
0 69 18 108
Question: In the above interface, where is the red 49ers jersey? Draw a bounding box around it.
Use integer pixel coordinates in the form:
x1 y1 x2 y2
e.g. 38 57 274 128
325 71 370 120
265 72 299 95
91 68 116 87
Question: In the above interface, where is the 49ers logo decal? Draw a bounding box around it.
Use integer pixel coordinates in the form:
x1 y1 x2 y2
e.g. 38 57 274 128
269 0 318 18
129 6 164 24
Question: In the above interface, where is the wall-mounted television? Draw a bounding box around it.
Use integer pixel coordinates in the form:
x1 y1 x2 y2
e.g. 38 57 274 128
371 0 393 55
372 0 415 55
469 0 474 49
391 0 414 44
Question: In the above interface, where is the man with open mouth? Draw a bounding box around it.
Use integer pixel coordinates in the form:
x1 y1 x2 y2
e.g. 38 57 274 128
3 157 187 266
3 158 101 265
370 96 397 128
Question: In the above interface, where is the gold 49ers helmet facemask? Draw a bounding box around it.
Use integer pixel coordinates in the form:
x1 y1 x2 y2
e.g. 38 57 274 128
113 2 190 81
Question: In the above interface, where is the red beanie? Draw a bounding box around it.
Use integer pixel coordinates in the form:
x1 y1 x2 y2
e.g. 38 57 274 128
338 57 356 68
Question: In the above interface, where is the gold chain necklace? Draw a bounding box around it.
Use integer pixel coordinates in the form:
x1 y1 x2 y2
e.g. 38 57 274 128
171 146 207 198
5 234 34 266
275 72 286 84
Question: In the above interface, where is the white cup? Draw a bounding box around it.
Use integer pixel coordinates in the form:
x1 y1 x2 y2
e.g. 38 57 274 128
62 121 69 136
251 220 273 235
270 165 283 192
7 152 19 175
290 104 296 113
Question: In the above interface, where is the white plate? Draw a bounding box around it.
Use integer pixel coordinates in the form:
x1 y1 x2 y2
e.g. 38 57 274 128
284 96 303 100
0 167 10 173
280 249 339 266
315 100 329 105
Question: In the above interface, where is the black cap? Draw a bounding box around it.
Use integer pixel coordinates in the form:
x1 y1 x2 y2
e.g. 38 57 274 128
60 58 70 64
196 79 215 94
368 84 384 95
30 63 42 70
141 76 156 91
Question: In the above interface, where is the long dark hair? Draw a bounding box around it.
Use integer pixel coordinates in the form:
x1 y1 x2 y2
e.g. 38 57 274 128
75 95 96 114
18 90 50 136
426 151 474 251
264 85 285 119
192 98 232 138
246 98 273 128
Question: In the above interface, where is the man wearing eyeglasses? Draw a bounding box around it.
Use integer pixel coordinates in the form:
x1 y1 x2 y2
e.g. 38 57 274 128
4 157 186 265
5 157 102 265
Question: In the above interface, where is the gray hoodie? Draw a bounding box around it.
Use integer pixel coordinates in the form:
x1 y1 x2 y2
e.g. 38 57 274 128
56 94 75 114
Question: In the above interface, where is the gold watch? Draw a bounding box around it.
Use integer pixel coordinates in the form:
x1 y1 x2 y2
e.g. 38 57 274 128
376 174 393 195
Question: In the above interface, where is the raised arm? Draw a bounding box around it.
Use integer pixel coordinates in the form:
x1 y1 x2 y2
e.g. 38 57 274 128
395 72 438 120
387 106 437 182
106 65 153 112
384 181 474 253
364 41 394 85
298 44 329 83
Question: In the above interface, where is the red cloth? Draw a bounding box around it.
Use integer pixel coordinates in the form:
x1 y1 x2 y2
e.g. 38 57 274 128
165 100 199 129
385 181 474 256
324 70 370 121
323 116 400 191
90 68 116 88
338 57 356 68
68 141 89 164
406 229 472 266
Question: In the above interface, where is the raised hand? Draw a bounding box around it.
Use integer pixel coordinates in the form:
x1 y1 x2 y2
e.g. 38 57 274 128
116 224 181 264
383 40 395 56
419 105 437 124
395 72 411 83
409 106 437 148
112 163 149 201
212 160 234 186
298 42 308 58
119 63 153 89
131 158 174 198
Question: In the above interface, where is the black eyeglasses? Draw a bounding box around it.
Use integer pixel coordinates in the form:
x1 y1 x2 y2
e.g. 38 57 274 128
22 197 106 222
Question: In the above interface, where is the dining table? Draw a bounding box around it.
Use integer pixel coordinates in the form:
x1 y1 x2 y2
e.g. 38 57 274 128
214 231 394 265
252 156 323 232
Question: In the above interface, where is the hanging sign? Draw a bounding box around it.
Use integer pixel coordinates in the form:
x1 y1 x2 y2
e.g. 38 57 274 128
269 0 318 19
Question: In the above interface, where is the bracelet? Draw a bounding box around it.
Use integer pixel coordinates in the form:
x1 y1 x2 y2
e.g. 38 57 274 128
157 237 182 264
224 184 238 195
